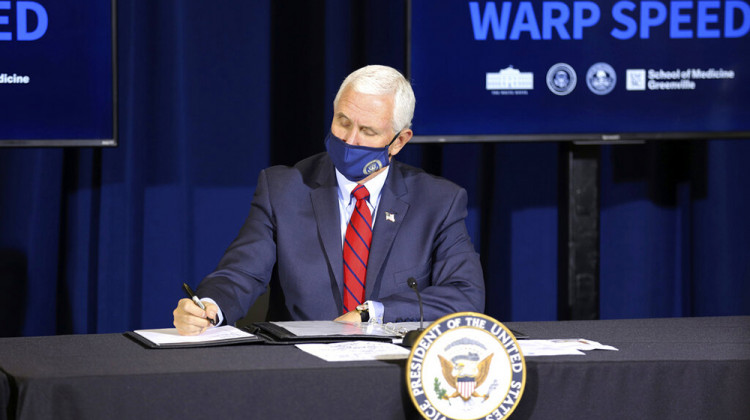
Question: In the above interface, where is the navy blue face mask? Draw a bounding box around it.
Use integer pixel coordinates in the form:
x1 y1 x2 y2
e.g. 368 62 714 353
324 131 399 182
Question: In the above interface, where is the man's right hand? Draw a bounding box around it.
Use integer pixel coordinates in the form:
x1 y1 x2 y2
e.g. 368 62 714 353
173 298 219 335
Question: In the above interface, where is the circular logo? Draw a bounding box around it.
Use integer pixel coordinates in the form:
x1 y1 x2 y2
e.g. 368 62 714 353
586 62 617 95
546 63 577 96
363 160 382 175
406 312 526 420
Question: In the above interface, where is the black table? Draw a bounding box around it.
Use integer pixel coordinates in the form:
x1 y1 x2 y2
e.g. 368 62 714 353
1 316 748 419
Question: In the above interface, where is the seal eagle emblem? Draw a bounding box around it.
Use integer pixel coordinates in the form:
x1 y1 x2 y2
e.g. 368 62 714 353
438 352 494 401
406 312 526 420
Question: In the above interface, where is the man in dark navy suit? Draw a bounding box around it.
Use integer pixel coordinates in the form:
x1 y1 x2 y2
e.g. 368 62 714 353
173 65 484 335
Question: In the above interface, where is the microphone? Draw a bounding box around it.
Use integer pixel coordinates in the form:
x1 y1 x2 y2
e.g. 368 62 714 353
402 277 425 347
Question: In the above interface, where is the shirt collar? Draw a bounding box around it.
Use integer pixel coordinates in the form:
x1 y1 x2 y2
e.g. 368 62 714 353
335 166 390 204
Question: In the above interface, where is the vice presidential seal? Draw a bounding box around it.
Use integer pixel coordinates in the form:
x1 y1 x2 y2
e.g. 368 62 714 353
406 312 525 420
363 159 382 175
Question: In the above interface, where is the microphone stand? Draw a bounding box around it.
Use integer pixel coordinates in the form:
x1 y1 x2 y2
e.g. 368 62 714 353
402 277 425 347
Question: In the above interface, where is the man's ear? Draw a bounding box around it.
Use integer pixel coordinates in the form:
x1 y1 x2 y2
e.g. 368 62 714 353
388 129 413 157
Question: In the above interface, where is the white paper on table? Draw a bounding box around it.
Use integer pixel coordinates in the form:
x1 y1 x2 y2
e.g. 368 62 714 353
271 320 401 337
519 338 618 357
133 325 255 346
549 338 618 351
296 341 412 362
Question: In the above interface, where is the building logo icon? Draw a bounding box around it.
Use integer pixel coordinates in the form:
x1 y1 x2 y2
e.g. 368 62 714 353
486 66 534 92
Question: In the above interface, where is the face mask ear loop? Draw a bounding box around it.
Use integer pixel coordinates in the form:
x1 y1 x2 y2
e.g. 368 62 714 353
387 131 401 158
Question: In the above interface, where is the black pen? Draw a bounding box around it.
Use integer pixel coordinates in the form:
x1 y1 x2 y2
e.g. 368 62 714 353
182 283 217 326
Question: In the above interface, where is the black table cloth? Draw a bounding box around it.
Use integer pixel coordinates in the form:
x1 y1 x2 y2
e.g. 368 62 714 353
1 316 748 419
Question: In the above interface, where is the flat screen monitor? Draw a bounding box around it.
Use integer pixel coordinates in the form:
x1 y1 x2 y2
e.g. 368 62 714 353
407 0 750 143
0 0 116 147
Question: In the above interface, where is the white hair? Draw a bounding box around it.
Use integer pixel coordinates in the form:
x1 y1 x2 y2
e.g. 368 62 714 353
333 65 415 133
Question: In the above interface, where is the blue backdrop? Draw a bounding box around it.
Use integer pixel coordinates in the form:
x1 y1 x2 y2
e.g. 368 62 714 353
0 1 747 336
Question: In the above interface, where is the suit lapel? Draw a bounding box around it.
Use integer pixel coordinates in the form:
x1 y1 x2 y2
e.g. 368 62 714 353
366 162 409 296
309 164 345 298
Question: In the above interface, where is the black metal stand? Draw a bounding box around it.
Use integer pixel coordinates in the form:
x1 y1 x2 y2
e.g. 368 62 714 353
558 143 600 320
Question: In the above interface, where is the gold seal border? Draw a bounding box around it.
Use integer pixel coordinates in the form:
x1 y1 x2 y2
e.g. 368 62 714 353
405 311 527 420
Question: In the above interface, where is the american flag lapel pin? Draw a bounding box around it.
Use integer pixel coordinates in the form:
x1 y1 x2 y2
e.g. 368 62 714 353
385 211 396 223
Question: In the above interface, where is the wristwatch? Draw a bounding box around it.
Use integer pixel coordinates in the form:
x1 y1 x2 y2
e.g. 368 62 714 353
356 302 370 323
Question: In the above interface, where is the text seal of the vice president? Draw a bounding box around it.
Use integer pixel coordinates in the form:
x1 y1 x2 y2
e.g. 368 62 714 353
406 312 526 420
